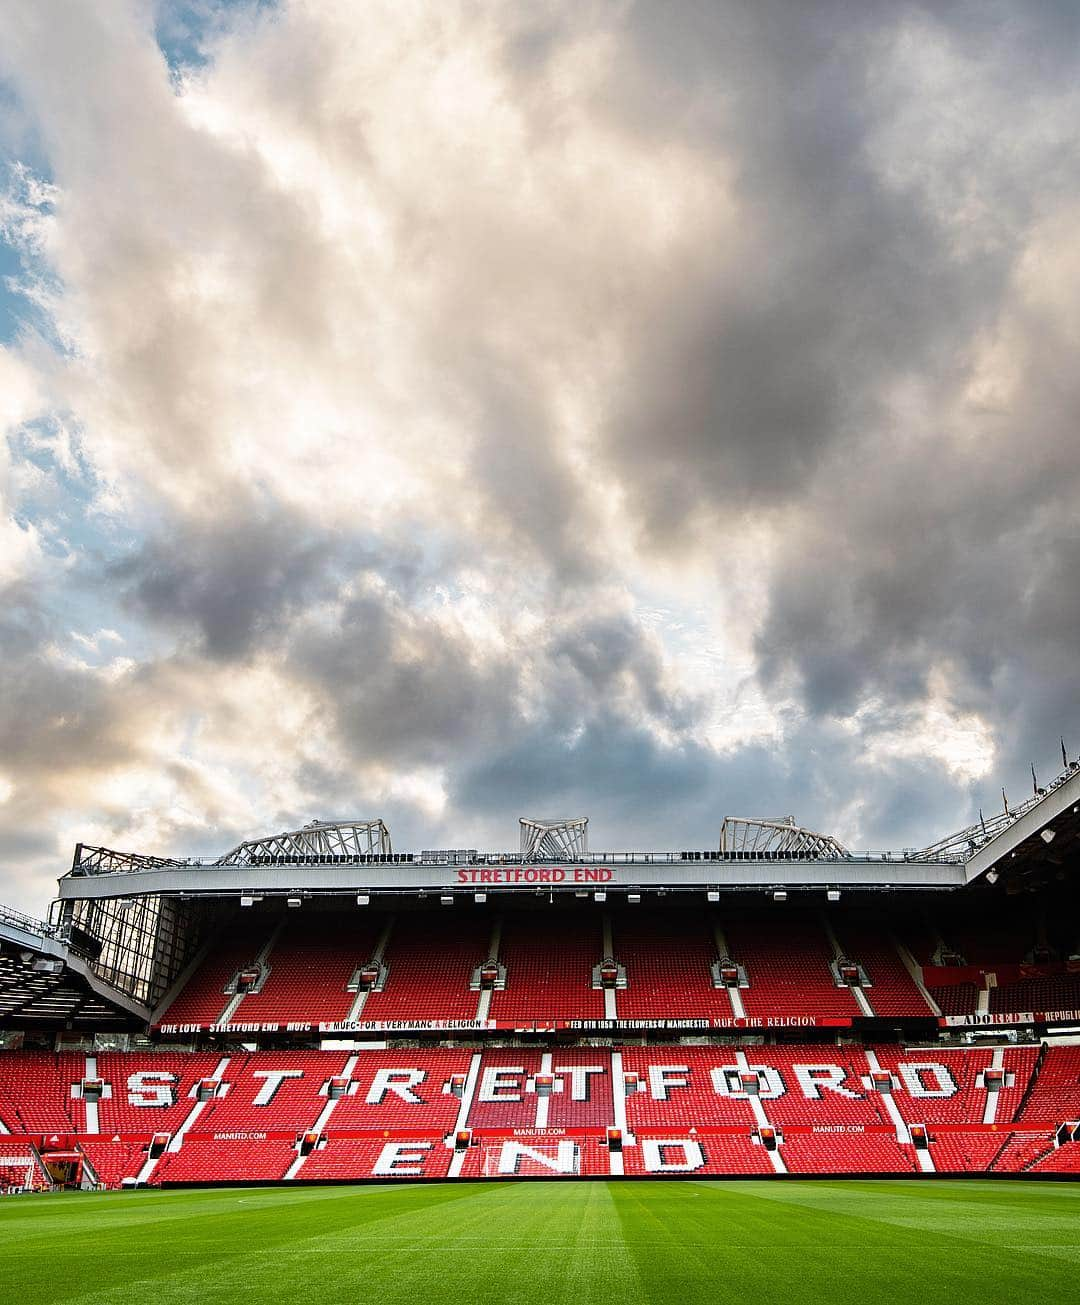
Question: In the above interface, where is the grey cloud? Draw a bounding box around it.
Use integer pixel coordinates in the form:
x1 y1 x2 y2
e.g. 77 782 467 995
107 508 348 659
4 0 1080 916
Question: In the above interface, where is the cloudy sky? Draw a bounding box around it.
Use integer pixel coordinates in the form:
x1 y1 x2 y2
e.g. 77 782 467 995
1 1 1079 914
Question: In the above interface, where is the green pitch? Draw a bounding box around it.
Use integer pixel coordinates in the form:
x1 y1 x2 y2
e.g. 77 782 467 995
1 1180 1078 1305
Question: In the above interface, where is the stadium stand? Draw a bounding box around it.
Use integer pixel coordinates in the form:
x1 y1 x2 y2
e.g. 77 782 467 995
782 1133 918 1174
0 1052 82 1133
5 790 1080 1187
231 916 382 1025
0 1139 49 1191
360 916 490 1022
828 923 933 1017
79 1139 147 1188
989 972 1080 1015
153 1139 298 1184
489 914 606 1023
159 925 277 1026
722 914 862 1019
327 1047 472 1130
1017 1044 1080 1121
301 1137 453 1180
94 1052 222 1134
0 1041 1077 1181
609 911 737 1020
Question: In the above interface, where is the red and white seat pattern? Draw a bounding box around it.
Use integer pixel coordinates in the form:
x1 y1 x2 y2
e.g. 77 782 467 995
0 1043 1077 1182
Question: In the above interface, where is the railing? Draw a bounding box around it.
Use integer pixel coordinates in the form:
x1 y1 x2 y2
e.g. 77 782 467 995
65 846 965 876
0 902 61 938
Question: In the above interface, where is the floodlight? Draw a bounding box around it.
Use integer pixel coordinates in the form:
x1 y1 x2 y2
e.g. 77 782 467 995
356 894 370 906
594 890 607 902
286 896 302 908
1040 828 1056 844
826 889 841 902
706 890 720 903
772 890 787 902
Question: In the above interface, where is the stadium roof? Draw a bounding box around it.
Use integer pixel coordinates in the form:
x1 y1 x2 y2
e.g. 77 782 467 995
40 757 1077 905
0 905 147 1028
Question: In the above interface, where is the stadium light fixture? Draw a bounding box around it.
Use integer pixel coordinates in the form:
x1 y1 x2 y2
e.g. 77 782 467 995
772 890 787 902
475 891 487 903
1040 828 1056 844
594 890 607 902
286 896 302 908
985 870 999 885
627 892 641 905
826 889 841 902
356 894 370 906
240 895 259 907
440 894 454 906
707 890 720 903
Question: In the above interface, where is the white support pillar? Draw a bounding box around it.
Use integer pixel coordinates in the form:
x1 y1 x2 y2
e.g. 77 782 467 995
447 1052 483 1179
602 914 618 1019
345 917 395 1022
609 1049 628 1176
864 1048 909 1142
892 936 941 1017
735 1050 786 1173
285 1053 360 1181
713 921 745 1018
167 1056 231 1152
82 1056 99 1135
216 921 285 1027
982 1046 1005 1125
534 1052 553 1130
475 918 502 1022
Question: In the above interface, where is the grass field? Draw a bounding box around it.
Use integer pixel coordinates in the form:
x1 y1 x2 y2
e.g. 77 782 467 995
1 1180 1078 1305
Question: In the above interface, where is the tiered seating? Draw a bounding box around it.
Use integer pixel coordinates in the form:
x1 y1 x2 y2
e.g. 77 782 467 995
160 925 274 1026
328 1049 471 1130
928 1131 1006 1172
752 1046 887 1127
80 1140 146 1188
870 1048 998 1124
990 1130 1055 1172
723 915 860 1019
234 916 381 1025
929 982 980 1015
0 1139 49 1190
154 1139 297 1183
95 1052 221 1134
456 1137 610 1178
620 1049 758 1127
489 915 605 1022
361 916 490 1021
833 926 933 1017
992 1046 1039 1121
301 1138 452 1180
621 1135 773 1176
782 1134 916 1174
611 912 735 1019
545 1049 614 1127
990 973 1080 1014
1017 1045 1080 1121
0 1052 82 1132
1030 1143 1080 1173
465 1051 545 1129
194 1051 341 1133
